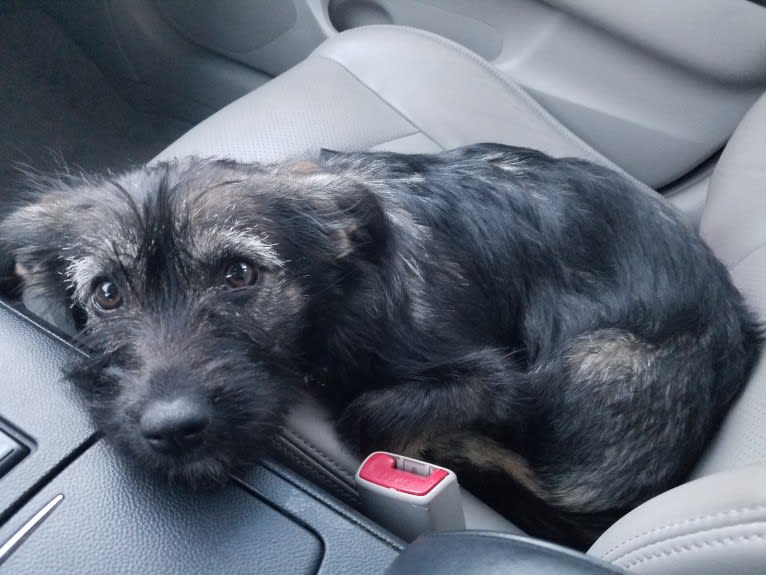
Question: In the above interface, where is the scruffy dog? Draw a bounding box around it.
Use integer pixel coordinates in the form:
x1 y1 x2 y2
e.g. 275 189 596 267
0 144 761 547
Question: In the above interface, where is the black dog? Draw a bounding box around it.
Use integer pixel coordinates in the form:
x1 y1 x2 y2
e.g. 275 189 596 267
0 144 760 547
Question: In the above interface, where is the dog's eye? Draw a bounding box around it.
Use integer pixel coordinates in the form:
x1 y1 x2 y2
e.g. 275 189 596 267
93 280 123 311
223 261 257 289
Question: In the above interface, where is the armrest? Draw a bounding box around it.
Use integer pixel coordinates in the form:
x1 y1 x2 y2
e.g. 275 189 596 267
386 531 626 575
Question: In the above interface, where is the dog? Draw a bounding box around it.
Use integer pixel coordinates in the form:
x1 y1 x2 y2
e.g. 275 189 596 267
0 144 761 548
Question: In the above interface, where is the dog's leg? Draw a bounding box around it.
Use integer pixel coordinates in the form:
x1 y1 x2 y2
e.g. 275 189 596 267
344 388 610 551
335 353 570 539
335 330 718 548
336 345 533 457
341 368 615 550
333 347 559 525
529 328 717 515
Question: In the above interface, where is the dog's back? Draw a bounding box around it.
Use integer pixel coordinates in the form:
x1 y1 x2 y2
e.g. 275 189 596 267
318 144 762 543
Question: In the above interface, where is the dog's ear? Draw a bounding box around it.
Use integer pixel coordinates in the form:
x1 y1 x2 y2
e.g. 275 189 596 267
0 247 20 297
0 195 83 335
318 148 343 162
272 165 390 265
331 183 389 262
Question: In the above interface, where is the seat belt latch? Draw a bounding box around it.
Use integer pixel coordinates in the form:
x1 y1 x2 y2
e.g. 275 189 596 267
355 451 465 541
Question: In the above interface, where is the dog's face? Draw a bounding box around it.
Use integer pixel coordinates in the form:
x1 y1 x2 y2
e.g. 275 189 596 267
0 159 387 483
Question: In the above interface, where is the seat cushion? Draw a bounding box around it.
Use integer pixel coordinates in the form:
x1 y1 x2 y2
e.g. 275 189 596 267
589 463 766 574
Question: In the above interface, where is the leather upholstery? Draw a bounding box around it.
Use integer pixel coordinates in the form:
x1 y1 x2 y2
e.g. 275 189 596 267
589 463 766 574
156 26 652 197
387 531 626 575
585 90 766 575
694 91 766 476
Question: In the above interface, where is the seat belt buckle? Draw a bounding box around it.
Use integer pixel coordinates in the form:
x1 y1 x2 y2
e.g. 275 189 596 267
355 451 465 541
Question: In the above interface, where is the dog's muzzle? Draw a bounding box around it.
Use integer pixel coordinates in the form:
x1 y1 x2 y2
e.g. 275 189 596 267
139 396 211 456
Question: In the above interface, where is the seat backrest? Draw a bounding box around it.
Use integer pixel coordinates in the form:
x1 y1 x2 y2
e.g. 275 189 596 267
588 91 766 574
692 90 766 477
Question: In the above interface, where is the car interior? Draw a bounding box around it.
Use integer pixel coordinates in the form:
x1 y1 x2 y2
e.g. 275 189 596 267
1 1 766 573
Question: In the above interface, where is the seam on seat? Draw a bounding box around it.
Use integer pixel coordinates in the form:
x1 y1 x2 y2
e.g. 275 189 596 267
368 130 441 150
282 427 357 484
373 26 606 161
597 504 766 560
314 54 445 151
272 435 359 503
618 528 766 570
320 24 654 195
728 242 766 272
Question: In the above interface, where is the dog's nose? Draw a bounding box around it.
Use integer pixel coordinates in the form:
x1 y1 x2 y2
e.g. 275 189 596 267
140 397 210 455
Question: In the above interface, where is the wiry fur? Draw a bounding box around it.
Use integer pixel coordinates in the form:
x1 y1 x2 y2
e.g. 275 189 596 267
0 144 761 548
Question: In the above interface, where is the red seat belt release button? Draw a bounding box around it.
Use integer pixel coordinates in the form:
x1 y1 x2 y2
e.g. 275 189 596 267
355 451 466 542
359 452 449 496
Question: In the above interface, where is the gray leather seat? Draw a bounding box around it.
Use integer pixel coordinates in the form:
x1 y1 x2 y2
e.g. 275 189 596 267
156 25 766 573
590 86 766 574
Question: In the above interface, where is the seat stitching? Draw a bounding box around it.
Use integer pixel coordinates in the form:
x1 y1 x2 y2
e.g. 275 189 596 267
728 242 766 272
618 529 766 569
272 436 359 502
598 504 766 560
368 130 441 150
314 54 446 151
282 427 357 484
